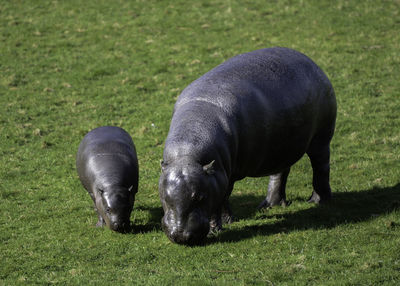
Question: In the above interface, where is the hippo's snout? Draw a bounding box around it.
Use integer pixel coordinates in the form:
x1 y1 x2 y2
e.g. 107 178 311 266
168 229 198 245
162 211 210 245
109 219 130 233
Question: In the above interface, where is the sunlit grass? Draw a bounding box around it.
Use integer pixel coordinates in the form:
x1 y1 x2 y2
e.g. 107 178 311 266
1 0 399 284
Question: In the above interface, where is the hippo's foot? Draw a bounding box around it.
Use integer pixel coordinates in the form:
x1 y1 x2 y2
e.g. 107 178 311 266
208 217 223 237
307 191 331 204
221 198 233 224
221 212 234 224
257 199 290 210
221 204 233 224
96 217 105 227
257 199 270 209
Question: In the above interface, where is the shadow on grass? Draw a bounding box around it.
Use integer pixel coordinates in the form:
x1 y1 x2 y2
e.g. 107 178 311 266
126 183 400 242
213 182 400 243
128 204 163 234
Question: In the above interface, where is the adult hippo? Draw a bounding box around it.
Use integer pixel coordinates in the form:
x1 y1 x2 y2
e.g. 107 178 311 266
76 126 139 232
159 47 337 245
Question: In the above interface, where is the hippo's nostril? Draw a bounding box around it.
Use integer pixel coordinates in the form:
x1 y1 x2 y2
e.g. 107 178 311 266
169 230 183 243
110 220 130 232
168 229 200 245
182 231 193 242
169 230 177 240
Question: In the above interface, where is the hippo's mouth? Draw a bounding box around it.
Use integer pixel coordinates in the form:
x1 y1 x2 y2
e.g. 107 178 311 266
108 220 131 233
166 230 207 246
162 220 210 246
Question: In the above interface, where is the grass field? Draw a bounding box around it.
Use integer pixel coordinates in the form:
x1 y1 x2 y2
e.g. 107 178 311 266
1 0 400 284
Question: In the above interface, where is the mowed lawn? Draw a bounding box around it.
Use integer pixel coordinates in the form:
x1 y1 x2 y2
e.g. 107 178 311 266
1 0 400 284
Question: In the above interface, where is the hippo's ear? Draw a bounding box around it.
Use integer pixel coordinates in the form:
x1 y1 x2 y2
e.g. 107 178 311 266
203 160 215 175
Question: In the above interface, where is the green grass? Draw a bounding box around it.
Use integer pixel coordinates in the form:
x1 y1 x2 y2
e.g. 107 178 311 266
1 0 400 284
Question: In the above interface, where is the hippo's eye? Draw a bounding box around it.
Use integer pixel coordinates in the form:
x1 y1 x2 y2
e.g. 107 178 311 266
106 207 111 213
98 189 104 195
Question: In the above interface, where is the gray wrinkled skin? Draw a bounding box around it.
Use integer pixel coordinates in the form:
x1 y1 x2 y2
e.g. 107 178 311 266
159 47 337 245
76 126 138 232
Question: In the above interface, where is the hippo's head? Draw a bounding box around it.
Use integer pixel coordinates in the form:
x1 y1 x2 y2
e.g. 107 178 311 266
159 159 225 245
94 184 136 232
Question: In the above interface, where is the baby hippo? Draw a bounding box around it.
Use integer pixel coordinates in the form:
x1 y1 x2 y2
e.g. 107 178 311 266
76 126 138 232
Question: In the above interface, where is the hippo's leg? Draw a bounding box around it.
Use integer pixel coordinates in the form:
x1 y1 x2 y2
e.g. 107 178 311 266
258 168 290 209
88 191 105 227
221 182 234 224
209 182 236 234
94 204 105 227
221 199 233 224
96 214 106 227
209 209 222 235
306 143 332 204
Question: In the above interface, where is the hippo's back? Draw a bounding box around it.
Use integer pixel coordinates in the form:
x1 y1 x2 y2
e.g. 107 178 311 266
168 47 336 178
78 126 135 155
76 126 138 191
175 47 333 111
